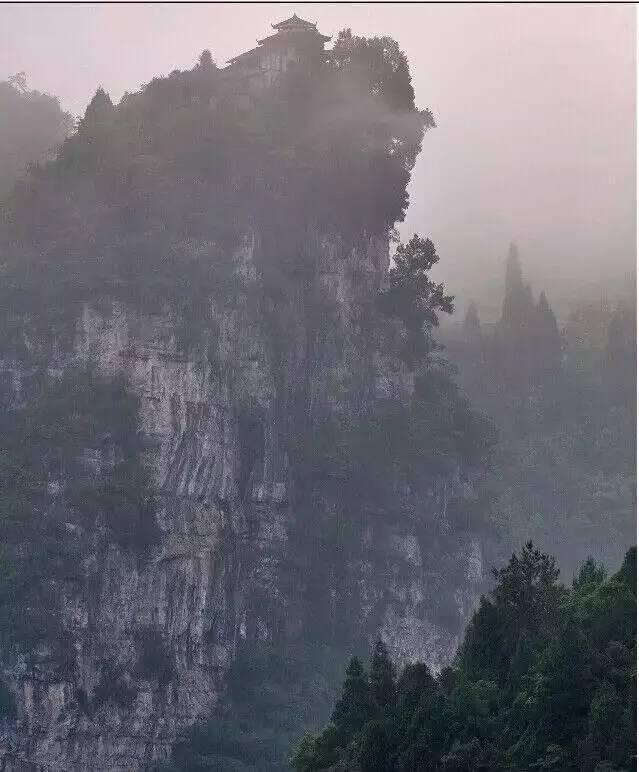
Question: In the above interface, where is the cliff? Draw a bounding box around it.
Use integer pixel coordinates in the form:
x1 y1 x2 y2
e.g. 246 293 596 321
0 34 493 770
0 229 486 770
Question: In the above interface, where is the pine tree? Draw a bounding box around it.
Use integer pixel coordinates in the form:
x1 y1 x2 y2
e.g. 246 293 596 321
331 656 377 740
494 244 538 404
603 302 636 403
500 243 535 334
534 291 562 377
198 49 215 70
81 87 114 128
369 639 396 710
62 87 118 175
460 541 562 684
463 301 481 337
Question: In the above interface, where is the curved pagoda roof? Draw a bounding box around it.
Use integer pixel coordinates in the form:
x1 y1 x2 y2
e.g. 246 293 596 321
258 13 331 44
227 14 331 65
272 13 316 30
227 46 261 65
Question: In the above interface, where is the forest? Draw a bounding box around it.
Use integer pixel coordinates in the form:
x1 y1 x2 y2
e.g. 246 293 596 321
293 544 636 772
0 16 635 772
442 245 635 576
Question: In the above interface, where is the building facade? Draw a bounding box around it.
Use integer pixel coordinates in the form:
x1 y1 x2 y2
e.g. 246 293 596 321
225 14 331 92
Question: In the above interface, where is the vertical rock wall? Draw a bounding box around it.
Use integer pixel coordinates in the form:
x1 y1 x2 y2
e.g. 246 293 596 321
0 230 483 770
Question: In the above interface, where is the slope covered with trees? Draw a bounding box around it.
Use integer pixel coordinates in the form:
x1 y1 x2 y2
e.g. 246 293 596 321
443 247 635 575
295 544 636 771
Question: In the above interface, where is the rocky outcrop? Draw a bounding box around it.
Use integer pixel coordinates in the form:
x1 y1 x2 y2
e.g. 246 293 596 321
0 230 483 770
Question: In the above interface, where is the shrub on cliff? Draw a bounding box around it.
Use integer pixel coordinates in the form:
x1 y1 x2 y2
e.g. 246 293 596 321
0 369 157 652
380 235 454 365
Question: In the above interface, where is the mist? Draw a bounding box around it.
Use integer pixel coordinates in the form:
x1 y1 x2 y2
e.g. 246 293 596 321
0 6 635 770
1 3 635 316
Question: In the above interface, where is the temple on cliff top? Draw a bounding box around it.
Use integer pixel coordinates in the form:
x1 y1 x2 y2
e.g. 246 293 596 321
224 14 331 91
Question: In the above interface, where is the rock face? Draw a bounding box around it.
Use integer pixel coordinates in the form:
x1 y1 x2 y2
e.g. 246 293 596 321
0 230 483 770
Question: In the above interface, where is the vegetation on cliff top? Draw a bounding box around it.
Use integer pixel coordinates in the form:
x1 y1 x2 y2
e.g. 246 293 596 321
0 30 430 342
0 73 73 200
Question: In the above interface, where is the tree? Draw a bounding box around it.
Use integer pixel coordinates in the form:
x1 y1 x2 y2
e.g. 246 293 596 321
197 49 215 70
493 244 538 385
396 662 437 712
300 547 636 772
510 548 636 770
329 29 422 113
534 291 562 377
8 71 27 93
331 657 377 741
358 719 392 772
380 234 454 365
370 639 397 710
459 541 562 685
58 87 119 177
500 243 536 334
320 30 433 233
0 75 73 197
0 370 157 652
603 302 636 404
572 556 607 591
463 301 481 337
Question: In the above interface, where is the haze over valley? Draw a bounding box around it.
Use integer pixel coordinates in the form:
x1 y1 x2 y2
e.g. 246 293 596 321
0 5 635 771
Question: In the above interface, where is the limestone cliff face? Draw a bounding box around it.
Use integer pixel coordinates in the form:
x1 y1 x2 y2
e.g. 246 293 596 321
0 230 483 771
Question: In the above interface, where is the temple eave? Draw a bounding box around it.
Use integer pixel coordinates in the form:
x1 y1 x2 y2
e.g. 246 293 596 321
257 32 331 45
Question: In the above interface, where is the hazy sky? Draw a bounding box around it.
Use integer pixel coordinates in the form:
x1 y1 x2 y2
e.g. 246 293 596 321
1 3 635 314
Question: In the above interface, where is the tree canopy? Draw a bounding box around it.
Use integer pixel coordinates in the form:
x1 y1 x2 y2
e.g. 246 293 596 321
293 545 636 772
0 74 73 199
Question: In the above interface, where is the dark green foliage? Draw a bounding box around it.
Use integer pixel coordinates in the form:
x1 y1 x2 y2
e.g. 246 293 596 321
380 235 454 364
294 545 636 772
169 642 347 771
331 657 377 742
0 369 156 650
458 541 562 686
369 641 396 711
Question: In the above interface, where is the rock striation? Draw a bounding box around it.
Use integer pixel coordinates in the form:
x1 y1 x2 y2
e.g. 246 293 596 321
0 229 483 770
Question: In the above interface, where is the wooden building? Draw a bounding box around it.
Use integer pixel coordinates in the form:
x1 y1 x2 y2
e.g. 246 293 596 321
225 14 331 93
